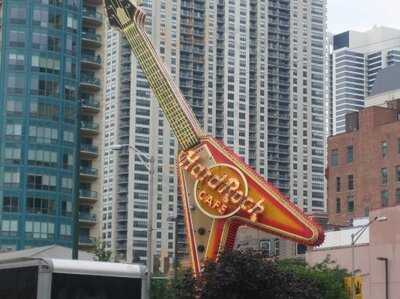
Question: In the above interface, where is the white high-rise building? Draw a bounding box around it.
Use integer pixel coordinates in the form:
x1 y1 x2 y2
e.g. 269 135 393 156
332 26 400 134
102 0 328 265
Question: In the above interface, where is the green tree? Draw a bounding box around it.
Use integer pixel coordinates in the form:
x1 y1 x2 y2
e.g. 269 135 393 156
93 239 112 262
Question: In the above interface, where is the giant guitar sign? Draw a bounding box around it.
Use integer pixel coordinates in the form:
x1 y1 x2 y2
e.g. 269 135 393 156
105 0 324 274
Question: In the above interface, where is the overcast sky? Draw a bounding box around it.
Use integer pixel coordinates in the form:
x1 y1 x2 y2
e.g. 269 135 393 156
328 0 400 34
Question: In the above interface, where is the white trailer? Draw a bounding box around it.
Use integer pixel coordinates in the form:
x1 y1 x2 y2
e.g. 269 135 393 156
0 258 147 299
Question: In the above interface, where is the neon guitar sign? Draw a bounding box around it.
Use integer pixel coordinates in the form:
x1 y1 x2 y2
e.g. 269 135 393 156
105 0 324 274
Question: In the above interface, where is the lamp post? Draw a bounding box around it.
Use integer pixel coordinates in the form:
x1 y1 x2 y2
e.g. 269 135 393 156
111 144 155 299
351 216 387 299
377 257 389 299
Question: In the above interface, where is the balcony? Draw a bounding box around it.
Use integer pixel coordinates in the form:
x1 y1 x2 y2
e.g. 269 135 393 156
80 74 101 91
81 97 100 113
79 189 98 202
80 166 98 179
79 212 97 224
82 9 103 26
80 121 99 135
82 31 102 48
81 53 102 69
80 143 98 157
79 236 96 246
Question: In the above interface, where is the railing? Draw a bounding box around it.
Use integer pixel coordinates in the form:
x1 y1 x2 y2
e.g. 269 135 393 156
79 236 96 245
82 9 103 22
79 189 98 199
81 97 100 109
80 75 101 87
82 32 102 43
80 143 99 154
79 212 97 222
81 54 102 65
79 166 98 177
81 121 99 131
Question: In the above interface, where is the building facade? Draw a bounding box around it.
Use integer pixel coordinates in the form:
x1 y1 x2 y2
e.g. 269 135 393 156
103 0 328 265
332 26 400 134
78 0 104 250
307 207 400 299
0 0 103 252
327 105 400 226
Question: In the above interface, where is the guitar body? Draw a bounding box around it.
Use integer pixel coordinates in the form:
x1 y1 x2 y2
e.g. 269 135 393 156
178 136 324 273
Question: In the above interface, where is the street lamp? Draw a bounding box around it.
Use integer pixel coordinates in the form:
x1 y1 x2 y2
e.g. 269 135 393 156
377 257 389 299
112 144 155 299
351 216 387 299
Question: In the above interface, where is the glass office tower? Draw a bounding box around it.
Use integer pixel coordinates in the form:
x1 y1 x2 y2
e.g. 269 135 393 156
0 0 82 251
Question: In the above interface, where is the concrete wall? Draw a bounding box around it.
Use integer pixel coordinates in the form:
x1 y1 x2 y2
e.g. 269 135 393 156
307 206 400 299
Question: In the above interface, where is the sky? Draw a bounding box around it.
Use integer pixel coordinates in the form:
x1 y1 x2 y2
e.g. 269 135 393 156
328 0 400 34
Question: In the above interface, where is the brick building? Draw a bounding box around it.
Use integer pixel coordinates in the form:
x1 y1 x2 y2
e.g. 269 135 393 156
327 105 400 225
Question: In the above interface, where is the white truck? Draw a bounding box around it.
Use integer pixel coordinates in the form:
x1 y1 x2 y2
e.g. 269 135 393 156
0 257 147 299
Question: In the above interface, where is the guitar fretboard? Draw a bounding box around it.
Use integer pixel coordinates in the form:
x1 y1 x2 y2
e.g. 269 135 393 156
122 17 202 150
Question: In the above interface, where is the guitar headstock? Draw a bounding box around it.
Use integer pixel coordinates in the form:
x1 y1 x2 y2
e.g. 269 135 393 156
105 0 143 30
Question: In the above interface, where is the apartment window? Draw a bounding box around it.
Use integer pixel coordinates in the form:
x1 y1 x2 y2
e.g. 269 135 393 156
1 220 18 237
331 149 338 166
348 175 354 190
381 168 388 185
27 174 56 191
396 188 400 203
4 147 21 164
396 166 400 182
25 221 55 239
26 197 55 215
4 171 20 188
382 141 388 158
260 240 271 257
381 190 389 207
274 239 280 256
347 146 353 163
60 224 72 239
61 201 72 217
2 196 19 213
347 196 354 212
336 177 341 192
398 138 400 154
336 198 341 213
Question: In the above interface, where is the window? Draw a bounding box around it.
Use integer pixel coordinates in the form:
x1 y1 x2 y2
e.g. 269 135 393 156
382 141 388 158
31 55 61 74
27 174 56 191
1 220 18 237
347 146 353 163
8 53 25 71
28 149 58 167
398 138 400 154
31 77 59 97
30 100 59 121
6 99 23 115
26 197 55 215
396 189 400 203
381 168 388 185
336 198 341 213
29 126 58 144
348 175 354 190
347 196 354 212
25 221 54 239
260 240 271 257
4 147 21 164
7 75 25 95
4 171 20 188
274 239 280 256
5 123 22 138
381 190 389 207
9 6 27 24
61 177 73 192
396 166 400 182
336 177 341 192
60 224 72 239
2 196 19 213
331 149 338 166
61 201 72 217
9 30 25 47
63 153 74 169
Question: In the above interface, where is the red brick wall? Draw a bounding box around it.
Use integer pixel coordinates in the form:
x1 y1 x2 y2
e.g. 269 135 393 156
328 107 400 225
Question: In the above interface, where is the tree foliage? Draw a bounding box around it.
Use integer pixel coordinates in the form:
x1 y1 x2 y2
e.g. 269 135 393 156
151 250 349 299
93 239 112 262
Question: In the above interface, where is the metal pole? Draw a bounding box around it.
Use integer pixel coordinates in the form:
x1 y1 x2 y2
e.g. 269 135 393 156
384 258 389 299
351 233 355 299
146 155 155 299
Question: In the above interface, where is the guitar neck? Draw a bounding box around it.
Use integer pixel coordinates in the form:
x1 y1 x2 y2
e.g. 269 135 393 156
122 12 203 150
